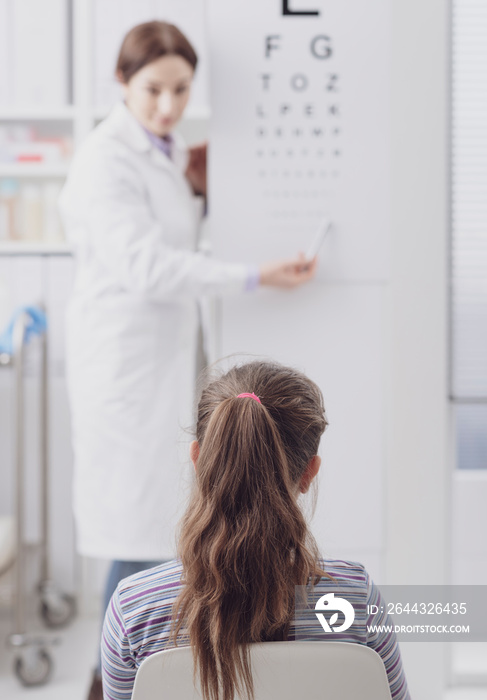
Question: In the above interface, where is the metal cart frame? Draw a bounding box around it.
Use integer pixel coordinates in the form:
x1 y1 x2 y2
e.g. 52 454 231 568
0 307 76 686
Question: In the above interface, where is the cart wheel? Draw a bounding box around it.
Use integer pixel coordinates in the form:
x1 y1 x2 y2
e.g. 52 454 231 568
14 649 53 686
40 593 76 628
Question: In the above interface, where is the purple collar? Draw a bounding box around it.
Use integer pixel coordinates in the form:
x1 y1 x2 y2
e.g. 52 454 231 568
140 125 173 159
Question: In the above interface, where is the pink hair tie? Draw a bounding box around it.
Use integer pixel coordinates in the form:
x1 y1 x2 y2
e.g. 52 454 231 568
237 392 261 404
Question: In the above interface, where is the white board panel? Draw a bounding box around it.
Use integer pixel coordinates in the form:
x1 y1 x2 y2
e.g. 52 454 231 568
208 0 391 282
215 282 386 556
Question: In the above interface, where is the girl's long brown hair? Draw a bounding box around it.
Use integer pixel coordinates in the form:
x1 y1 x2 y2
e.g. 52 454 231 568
170 361 330 700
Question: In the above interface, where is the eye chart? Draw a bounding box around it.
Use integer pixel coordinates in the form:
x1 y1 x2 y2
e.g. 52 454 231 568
207 0 390 281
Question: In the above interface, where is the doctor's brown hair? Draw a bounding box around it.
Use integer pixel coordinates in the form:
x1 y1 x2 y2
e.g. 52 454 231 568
171 360 330 700
116 21 198 84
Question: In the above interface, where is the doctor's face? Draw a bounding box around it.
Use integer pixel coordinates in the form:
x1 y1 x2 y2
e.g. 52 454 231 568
121 55 194 137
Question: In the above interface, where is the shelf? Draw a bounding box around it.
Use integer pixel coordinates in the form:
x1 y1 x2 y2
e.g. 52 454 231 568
0 106 75 120
0 163 70 178
0 241 72 255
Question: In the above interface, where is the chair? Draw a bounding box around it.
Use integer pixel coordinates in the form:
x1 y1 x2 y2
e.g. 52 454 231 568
131 641 393 699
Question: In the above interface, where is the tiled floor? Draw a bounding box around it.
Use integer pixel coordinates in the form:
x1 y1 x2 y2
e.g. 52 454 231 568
0 613 485 699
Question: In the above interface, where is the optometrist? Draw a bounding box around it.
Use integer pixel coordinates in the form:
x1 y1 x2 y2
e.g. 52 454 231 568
59 21 317 698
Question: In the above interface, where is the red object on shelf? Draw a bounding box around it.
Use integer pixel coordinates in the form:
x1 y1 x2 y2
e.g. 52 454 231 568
17 154 44 162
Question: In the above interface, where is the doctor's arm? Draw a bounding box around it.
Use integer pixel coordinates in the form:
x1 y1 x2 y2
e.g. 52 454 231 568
63 151 315 300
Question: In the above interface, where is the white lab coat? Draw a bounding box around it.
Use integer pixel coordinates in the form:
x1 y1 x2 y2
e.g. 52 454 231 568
59 102 248 560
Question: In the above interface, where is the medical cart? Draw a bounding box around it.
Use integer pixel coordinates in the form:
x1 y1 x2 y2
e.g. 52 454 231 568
0 307 76 686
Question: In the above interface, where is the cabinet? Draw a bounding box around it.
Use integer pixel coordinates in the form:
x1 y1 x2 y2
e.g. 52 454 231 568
0 0 209 254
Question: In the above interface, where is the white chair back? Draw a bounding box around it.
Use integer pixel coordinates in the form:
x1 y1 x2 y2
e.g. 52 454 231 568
131 641 393 700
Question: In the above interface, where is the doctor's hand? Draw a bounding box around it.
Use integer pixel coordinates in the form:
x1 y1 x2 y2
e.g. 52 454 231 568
259 253 318 289
185 142 207 197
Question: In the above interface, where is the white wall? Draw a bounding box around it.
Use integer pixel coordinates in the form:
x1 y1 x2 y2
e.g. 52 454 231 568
385 0 450 695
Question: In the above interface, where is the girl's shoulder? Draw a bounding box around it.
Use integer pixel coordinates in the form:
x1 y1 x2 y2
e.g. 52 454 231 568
117 559 184 611
317 557 369 589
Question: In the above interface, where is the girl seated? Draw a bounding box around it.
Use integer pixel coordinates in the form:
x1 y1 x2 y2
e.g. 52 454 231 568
101 360 410 700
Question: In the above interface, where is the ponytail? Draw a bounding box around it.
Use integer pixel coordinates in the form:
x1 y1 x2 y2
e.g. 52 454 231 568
170 361 329 700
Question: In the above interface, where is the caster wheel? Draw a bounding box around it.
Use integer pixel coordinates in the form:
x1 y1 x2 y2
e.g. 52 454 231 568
14 649 53 686
40 593 76 628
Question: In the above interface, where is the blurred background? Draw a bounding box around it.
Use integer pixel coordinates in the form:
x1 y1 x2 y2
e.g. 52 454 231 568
0 1 485 699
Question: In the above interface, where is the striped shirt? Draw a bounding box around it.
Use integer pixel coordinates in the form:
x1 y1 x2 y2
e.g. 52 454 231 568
101 558 410 700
